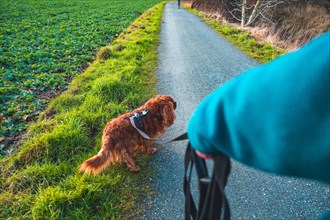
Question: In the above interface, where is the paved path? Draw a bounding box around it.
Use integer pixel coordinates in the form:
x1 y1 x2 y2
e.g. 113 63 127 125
143 2 330 219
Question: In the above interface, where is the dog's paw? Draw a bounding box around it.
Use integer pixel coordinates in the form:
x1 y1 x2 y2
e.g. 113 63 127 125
147 147 157 154
129 166 140 172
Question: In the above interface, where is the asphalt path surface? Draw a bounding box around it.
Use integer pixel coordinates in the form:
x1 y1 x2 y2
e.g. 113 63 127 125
142 2 330 219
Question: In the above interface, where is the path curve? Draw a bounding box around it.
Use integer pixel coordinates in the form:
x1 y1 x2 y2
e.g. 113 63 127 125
142 2 330 219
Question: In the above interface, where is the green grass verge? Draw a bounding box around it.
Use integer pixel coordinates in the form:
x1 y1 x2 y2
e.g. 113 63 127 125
0 2 166 219
0 0 163 153
186 7 285 63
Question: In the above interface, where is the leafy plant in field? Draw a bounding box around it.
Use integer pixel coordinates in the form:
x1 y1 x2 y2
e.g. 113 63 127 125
0 0 162 153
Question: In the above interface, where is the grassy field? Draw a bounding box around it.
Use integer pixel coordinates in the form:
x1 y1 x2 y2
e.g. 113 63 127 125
0 1 165 219
0 0 162 154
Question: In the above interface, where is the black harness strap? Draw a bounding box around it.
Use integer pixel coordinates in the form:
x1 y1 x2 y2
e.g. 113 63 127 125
132 110 148 131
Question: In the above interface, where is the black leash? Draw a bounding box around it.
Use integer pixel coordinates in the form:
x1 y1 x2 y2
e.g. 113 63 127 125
130 112 231 219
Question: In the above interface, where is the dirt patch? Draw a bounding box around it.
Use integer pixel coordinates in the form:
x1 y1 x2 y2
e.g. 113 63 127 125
0 131 25 156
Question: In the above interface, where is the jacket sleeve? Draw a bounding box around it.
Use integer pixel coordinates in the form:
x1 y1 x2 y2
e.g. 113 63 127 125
187 32 330 184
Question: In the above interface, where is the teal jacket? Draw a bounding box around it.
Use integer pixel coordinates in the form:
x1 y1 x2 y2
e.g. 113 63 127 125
188 32 330 184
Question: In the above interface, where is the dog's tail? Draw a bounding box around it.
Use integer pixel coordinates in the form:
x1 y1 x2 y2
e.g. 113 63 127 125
79 149 112 175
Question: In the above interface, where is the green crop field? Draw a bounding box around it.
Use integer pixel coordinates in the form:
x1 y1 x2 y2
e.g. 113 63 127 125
0 0 162 154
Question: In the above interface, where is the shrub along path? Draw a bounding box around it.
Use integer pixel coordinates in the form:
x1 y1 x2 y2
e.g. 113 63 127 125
142 2 330 219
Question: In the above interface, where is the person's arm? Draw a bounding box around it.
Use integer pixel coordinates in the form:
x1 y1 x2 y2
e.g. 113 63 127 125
187 32 330 184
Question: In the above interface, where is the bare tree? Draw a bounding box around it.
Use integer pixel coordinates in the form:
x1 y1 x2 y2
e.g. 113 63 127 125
224 0 285 27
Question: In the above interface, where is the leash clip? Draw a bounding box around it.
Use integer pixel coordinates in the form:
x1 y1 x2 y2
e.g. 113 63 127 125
141 109 148 116
133 110 148 118
132 110 149 132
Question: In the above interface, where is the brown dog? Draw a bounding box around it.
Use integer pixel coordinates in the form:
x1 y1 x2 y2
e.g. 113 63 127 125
79 95 176 175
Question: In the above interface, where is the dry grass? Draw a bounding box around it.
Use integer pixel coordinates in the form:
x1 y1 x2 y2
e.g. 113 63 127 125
252 3 330 51
183 1 330 51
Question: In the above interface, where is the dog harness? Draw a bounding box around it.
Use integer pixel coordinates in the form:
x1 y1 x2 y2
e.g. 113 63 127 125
132 110 148 132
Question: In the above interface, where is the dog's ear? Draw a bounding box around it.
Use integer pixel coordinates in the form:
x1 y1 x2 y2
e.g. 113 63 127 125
166 100 176 110
159 95 177 110
165 96 176 110
146 96 176 124
172 100 177 110
150 102 169 122
160 102 176 126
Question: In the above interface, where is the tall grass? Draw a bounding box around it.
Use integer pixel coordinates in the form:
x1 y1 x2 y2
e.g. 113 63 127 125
0 2 166 219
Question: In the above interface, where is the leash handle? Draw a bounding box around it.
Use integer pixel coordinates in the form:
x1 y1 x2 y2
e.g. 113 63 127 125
184 143 231 220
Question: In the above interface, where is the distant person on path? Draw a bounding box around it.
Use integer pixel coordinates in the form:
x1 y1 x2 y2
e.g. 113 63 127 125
188 31 330 185
178 0 181 9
